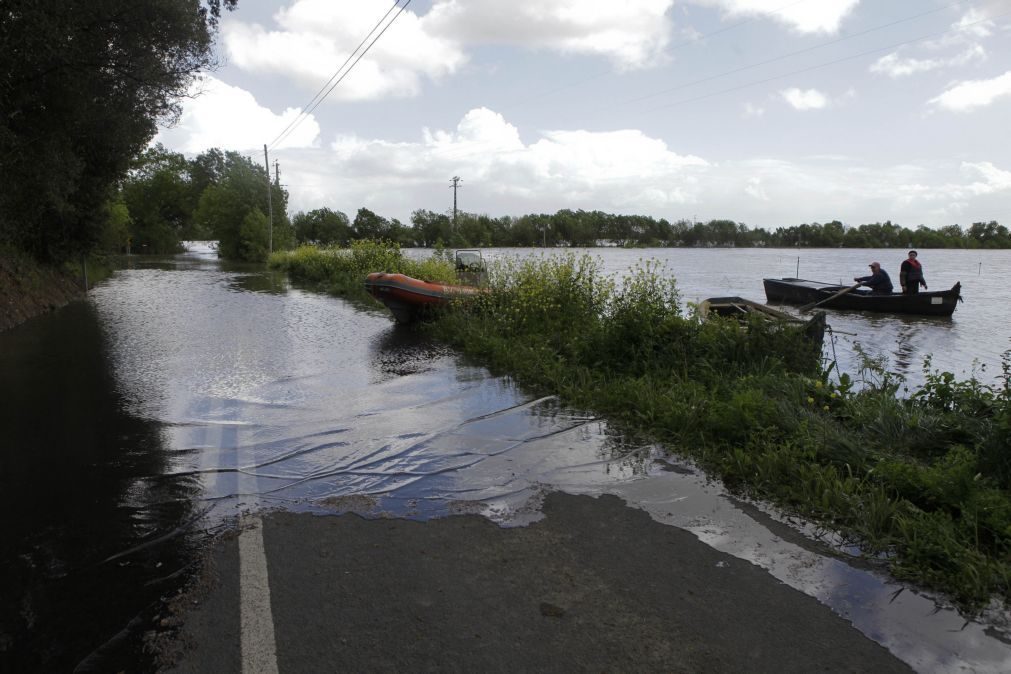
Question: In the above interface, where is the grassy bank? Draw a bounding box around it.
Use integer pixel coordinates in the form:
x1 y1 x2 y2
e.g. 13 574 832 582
0 245 113 332
277 243 1011 610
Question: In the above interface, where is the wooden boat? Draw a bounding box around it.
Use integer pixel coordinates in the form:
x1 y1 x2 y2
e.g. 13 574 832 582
763 278 962 317
699 296 827 347
364 272 481 324
699 296 804 321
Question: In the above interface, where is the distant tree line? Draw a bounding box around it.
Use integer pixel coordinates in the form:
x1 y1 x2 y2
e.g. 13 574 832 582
288 209 1011 251
54 138 1011 260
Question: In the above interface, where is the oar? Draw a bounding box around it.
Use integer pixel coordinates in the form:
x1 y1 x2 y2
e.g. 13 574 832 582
798 283 861 312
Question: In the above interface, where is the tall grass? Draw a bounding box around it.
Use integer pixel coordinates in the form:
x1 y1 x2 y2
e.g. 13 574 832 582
268 240 456 295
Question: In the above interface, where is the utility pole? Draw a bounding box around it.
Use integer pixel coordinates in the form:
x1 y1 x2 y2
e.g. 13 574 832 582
450 176 461 231
263 144 273 254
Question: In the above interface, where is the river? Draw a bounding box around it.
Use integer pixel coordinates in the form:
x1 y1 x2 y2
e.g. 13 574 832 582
1 243 1009 672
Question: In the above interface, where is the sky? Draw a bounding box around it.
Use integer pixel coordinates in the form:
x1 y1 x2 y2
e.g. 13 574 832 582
154 0 1011 230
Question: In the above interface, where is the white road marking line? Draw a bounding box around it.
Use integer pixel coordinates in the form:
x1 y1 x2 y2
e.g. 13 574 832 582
240 515 280 674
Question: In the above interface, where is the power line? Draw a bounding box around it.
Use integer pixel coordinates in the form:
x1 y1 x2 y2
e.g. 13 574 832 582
268 0 411 150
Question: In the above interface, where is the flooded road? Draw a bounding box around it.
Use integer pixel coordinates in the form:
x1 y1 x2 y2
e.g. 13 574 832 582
2 244 1010 671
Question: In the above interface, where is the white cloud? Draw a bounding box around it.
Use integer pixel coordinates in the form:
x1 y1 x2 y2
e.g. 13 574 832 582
280 107 712 218
222 0 467 101
929 70 1011 112
780 88 828 110
744 177 769 201
222 0 677 101
154 75 319 153
421 0 675 69
743 102 765 117
870 45 986 78
692 0 859 34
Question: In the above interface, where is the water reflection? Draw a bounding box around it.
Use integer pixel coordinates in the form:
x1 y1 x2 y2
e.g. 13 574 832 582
0 302 201 672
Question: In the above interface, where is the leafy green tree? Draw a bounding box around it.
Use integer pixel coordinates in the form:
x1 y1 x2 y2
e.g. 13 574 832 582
411 209 452 246
99 197 132 254
0 1 237 262
239 209 270 261
195 151 285 261
353 208 392 240
121 144 193 253
293 208 352 245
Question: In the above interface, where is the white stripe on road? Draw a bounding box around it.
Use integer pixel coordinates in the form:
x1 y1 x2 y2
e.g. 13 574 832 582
240 515 280 674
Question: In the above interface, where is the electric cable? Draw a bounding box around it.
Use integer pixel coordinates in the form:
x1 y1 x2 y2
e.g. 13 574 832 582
268 0 411 150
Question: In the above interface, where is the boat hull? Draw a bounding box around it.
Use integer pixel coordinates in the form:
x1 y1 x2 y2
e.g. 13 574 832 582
763 278 961 316
364 272 481 324
700 296 826 349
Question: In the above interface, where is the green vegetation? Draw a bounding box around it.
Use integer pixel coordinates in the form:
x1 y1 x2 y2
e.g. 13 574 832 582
277 242 1011 609
268 240 456 294
0 1 237 263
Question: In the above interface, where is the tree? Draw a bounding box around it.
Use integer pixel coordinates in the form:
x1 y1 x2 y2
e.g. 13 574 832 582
0 1 236 262
293 208 352 245
120 144 193 253
353 208 392 240
194 151 285 261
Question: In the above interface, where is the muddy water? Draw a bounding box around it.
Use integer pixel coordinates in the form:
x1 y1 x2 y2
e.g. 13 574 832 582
1 243 1009 671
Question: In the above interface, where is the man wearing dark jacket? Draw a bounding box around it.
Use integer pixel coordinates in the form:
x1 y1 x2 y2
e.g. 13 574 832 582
854 262 893 294
899 250 927 294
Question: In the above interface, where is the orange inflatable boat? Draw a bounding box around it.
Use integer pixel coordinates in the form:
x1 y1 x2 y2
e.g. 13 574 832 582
364 272 481 324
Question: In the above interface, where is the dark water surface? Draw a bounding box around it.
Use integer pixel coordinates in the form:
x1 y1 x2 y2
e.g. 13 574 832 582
2 244 1009 671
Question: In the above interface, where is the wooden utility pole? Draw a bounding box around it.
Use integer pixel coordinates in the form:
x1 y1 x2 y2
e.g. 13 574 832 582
263 144 273 254
450 176 461 230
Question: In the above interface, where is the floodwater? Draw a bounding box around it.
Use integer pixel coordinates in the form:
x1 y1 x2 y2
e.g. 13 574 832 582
1 243 1009 672
407 246 1011 389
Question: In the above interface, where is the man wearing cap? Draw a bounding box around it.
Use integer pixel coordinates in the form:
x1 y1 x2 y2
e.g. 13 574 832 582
899 250 927 294
854 262 894 294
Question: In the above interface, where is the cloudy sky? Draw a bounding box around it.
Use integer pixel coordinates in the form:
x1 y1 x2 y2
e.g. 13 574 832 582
155 0 1011 229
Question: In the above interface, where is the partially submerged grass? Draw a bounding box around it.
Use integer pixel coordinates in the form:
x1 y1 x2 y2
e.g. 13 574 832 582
276 243 1011 609
268 240 456 295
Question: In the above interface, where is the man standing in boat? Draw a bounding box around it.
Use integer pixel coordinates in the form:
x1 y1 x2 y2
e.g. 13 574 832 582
899 250 927 294
854 262 894 294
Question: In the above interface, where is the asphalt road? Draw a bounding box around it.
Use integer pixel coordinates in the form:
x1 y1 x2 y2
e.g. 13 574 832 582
162 492 911 673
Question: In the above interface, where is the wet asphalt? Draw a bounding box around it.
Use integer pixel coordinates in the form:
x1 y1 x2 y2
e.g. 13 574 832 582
164 492 910 673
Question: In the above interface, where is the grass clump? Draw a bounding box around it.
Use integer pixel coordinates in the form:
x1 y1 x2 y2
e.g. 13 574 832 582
268 240 456 295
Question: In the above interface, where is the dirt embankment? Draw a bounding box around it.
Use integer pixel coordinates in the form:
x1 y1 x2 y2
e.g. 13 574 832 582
0 252 86 333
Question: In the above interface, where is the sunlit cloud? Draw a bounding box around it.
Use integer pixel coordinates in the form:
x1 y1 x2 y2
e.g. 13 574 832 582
929 70 1011 112
870 45 986 78
781 87 828 110
691 0 860 34
154 75 319 153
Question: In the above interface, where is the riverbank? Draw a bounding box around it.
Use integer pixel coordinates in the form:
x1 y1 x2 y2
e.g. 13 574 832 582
158 492 912 673
0 247 87 332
